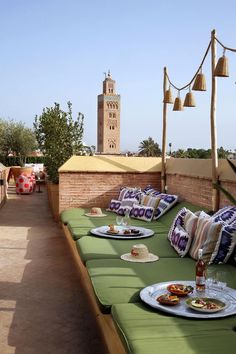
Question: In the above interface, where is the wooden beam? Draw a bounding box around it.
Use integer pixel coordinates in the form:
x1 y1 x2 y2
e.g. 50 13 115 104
210 29 219 211
161 67 168 193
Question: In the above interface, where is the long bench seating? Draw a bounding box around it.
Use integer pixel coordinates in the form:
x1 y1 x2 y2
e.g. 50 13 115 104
60 202 236 354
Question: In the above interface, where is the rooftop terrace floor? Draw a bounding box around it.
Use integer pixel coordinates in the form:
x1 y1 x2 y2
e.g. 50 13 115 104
0 184 106 354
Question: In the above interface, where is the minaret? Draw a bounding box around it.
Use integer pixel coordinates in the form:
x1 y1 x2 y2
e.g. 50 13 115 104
97 71 120 154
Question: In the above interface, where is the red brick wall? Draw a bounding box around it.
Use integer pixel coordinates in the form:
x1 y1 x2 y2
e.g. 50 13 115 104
166 174 213 210
219 180 236 208
166 174 236 210
59 172 161 212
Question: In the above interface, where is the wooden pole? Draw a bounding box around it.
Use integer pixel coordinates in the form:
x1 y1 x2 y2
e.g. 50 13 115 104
210 29 219 211
161 67 168 193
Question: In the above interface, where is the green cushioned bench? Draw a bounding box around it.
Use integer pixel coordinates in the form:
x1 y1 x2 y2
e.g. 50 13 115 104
76 233 179 263
61 201 204 241
86 258 236 313
112 302 236 354
60 201 236 354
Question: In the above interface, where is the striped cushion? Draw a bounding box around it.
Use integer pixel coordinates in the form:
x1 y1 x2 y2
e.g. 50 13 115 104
189 212 222 261
141 193 160 209
184 209 199 237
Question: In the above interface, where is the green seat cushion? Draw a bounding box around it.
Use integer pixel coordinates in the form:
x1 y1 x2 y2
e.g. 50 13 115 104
77 234 178 263
112 302 236 354
86 258 236 312
67 213 169 241
60 208 87 224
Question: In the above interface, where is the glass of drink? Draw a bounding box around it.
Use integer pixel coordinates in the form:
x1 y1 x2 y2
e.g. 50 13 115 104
206 268 218 296
122 211 130 227
116 215 123 227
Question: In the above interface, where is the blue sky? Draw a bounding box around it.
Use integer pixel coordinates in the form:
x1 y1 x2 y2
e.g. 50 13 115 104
0 0 236 153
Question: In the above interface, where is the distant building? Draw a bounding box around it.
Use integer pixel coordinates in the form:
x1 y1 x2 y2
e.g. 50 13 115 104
97 71 120 154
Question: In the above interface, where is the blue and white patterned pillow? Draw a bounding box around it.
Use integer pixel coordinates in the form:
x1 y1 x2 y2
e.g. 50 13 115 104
167 207 187 241
153 193 178 220
107 199 121 213
118 187 141 201
130 204 154 222
170 225 193 257
209 223 236 264
142 185 161 196
117 195 140 216
212 206 236 225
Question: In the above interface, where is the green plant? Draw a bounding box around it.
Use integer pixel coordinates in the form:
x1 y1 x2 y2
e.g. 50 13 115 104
213 158 236 205
138 137 161 157
34 102 84 184
0 118 37 166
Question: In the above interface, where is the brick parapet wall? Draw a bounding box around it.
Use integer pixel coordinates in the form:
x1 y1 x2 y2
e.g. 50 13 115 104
166 174 236 210
59 172 161 213
219 180 236 208
166 174 213 210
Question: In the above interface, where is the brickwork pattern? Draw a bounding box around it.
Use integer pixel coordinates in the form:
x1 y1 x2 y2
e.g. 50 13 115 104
166 174 213 210
59 172 161 212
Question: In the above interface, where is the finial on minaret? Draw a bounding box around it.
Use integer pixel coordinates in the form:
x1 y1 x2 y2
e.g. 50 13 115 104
108 70 111 78
103 72 107 79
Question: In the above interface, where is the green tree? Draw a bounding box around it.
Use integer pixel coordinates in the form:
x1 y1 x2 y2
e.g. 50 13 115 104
138 137 161 157
34 102 84 184
218 146 230 159
0 118 37 166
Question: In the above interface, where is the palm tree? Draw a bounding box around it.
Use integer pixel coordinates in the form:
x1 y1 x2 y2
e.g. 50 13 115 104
138 137 161 157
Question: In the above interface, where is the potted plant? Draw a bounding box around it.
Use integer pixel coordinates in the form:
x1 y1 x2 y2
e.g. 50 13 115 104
34 102 84 220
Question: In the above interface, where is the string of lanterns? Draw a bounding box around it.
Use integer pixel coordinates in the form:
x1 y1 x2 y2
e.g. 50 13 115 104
163 35 236 111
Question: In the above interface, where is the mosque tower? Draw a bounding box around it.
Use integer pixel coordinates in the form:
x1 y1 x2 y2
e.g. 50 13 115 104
97 71 120 154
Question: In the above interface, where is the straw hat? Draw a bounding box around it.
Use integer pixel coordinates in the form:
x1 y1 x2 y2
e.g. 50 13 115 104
121 244 159 263
85 207 107 217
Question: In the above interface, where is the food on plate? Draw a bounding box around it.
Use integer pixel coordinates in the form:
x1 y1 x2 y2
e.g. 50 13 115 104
191 298 222 310
167 283 194 296
157 294 180 306
123 229 131 235
130 228 140 234
108 224 118 234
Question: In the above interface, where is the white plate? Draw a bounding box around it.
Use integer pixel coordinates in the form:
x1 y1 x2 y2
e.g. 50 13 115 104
90 226 154 239
140 281 236 319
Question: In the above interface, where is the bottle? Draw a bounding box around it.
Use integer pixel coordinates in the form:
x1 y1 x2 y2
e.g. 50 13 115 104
195 249 206 292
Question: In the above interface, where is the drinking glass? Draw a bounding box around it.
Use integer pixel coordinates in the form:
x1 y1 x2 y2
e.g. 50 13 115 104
206 268 218 297
216 271 227 292
122 211 130 227
116 215 123 226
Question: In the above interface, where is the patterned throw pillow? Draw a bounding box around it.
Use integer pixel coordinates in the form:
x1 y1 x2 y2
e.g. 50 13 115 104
167 207 187 241
212 206 236 225
117 193 140 216
130 204 154 222
209 223 236 264
141 193 160 209
118 187 141 201
142 185 161 196
184 209 199 237
189 212 222 261
153 193 178 220
107 199 121 213
170 225 192 257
